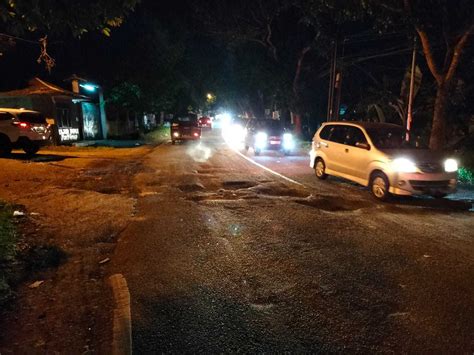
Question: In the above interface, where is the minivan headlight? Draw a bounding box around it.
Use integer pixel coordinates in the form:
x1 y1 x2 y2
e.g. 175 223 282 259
444 158 458 172
392 157 418 173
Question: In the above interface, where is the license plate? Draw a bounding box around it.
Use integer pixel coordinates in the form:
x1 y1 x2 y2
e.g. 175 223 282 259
270 140 280 145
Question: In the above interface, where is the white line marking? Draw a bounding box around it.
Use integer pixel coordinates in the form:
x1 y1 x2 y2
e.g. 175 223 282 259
232 148 306 187
109 274 132 355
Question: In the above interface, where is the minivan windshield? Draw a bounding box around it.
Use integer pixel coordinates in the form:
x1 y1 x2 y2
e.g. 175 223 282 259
17 112 47 124
366 126 424 149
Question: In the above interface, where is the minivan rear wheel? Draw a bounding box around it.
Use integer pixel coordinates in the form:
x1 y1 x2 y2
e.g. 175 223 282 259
370 172 390 201
0 136 12 156
314 158 328 180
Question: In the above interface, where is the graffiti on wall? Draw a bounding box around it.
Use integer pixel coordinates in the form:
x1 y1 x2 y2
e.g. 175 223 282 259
82 102 101 139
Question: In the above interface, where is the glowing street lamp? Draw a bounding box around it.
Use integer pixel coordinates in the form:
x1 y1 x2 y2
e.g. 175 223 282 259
79 83 98 92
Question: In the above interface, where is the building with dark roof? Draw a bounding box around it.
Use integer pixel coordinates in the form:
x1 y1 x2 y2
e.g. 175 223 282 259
0 77 103 143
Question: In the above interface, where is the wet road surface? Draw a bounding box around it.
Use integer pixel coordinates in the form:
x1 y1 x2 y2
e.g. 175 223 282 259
112 130 474 353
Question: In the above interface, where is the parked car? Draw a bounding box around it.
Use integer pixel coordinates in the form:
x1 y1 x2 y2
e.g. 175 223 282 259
244 118 295 155
310 122 458 200
0 108 51 156
198 116 212 129
170 113 201 144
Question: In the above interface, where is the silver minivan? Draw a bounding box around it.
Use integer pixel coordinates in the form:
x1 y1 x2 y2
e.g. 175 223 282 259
310 122 458 200
0 108 51 156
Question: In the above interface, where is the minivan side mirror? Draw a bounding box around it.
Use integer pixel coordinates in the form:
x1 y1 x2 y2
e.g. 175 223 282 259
355 142 370 150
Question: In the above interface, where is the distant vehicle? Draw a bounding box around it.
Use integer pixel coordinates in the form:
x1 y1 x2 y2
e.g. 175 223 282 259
310 122 458 200
0 108 51 156
170 113 201 144
221 116 248 147
198 116 212 129
244 118 295 156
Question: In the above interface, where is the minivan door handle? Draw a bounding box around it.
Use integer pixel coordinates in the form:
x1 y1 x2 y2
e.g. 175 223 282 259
320 141 328 147
345 148 349 153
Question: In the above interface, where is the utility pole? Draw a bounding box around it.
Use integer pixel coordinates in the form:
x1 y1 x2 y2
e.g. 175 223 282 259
334 39 346 121
406 37 417 141
327 39 338 121
98 87 108 140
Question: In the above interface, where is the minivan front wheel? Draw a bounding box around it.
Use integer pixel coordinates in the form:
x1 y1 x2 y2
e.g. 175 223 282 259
370 172 390 201
23 142 40 156
314 158 328 180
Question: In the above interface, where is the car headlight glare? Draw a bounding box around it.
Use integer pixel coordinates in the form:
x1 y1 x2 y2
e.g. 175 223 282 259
444 158 458 172
283 133 293 141
392 157 418 173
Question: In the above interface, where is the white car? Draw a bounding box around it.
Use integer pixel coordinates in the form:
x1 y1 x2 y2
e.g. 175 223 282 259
310 122 458 200
0 108 51 156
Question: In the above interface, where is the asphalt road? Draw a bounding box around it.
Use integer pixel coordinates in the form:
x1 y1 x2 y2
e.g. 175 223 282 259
112 129 474 353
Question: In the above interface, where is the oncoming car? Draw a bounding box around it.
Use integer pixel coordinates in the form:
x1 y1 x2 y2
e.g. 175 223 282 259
244 118 295 155
170 113 201 144
310 122 458 200
0 108 51 156
198 116 212 129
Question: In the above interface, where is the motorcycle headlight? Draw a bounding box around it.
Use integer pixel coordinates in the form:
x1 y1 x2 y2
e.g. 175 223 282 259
444 158 458 172
282 133 295 150
392 157 418 173
255 132 268 143
255 132 268 149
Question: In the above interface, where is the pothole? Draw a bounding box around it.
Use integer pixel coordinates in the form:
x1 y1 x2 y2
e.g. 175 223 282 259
197 168 230 175
222 180 257 189
177 182 205 192
248 182 309 198
294 197 371 212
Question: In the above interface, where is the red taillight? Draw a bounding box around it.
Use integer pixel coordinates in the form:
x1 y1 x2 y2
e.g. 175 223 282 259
12 121 30 129
194 132 199 137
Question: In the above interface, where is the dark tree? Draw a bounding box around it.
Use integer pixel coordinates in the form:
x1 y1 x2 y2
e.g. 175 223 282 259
364 0 474 149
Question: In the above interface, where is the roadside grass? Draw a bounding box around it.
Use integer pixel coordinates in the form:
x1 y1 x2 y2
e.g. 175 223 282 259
144 125 170 143
0 202 68 307
0 202 16 305
459 152 474 185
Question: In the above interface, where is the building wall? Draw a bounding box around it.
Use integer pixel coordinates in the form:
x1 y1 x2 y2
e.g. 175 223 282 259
0 95 87 144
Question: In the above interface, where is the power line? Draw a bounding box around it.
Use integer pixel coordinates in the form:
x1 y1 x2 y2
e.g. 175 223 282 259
0 33 40 45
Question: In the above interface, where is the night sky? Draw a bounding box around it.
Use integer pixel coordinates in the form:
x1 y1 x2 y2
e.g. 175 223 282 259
0 0 472 134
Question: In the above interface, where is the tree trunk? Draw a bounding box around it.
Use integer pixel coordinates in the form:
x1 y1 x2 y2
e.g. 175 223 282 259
429 82 448 150
291 112 302 135
292 46 311 135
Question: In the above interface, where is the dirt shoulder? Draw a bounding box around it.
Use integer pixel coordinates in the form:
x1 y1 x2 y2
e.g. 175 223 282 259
0 146 151 353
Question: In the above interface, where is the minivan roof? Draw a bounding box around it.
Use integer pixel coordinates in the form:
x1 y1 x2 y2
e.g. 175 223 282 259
323 121 403 130
0 108 41 114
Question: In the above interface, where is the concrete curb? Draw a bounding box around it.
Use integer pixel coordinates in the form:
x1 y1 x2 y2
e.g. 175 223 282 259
109 274 132 355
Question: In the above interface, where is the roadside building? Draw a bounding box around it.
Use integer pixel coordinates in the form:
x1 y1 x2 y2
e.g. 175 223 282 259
0 77 102 144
